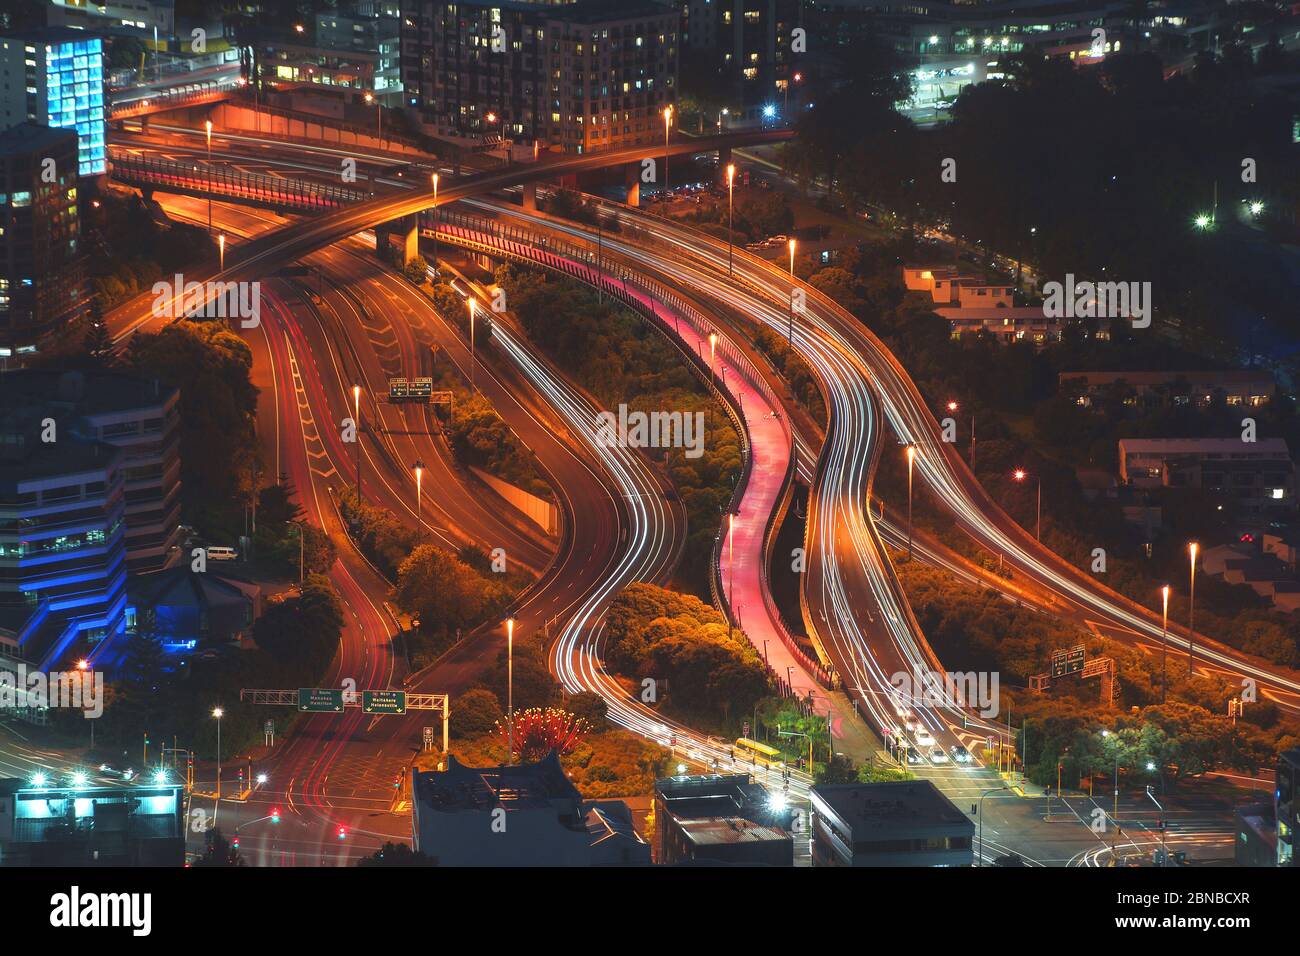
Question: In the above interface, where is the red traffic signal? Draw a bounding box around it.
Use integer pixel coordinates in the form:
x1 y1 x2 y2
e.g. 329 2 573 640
337 826 347 840
271 807 281 823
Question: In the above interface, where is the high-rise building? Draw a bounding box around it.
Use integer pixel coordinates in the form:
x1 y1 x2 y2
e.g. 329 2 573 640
400 0 679 153
0 123 84 355
261 3 404 105
0 27 108 177
1278 747 1299 866
679 0 801 122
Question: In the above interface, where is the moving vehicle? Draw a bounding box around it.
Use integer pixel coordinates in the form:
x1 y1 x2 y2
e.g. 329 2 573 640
205 546 239 562
950 744 972 764
914 726 935 747
930 746 949 764
734 737 784 769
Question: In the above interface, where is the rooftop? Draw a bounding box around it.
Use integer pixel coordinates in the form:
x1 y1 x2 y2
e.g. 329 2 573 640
811 780 971 833
677 817 790 847
0 370 176 419
1118 437 1290 456
0 123 79 158
413 751 581 812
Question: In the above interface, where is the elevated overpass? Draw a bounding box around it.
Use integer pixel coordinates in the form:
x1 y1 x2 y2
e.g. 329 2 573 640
204 129 792 283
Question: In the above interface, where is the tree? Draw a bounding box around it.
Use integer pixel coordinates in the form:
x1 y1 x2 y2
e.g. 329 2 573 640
453 688 502 738
404 254 429 284
816 754 859 785
394 544 505 635
126 321 259 528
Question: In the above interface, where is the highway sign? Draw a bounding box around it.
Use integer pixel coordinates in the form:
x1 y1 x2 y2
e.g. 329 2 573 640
1051 644 1087 678
362 690 407 715
388 377 409 401
297 688 345 712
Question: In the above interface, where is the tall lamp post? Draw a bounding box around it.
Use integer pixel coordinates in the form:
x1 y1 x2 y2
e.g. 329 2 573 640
1187 541 1198 675
708 332 718 388
1160 584 1170 703
212 706 224 823
205 119 213 235
906 444 917 560
352 384 362 503
662 105 673 200
726 163 736 277
787 238 797 345
431 173 439 272
218 233 226 272
412 461 424 523
1012 468 1041 540
506 617 515 765
468 298 478 390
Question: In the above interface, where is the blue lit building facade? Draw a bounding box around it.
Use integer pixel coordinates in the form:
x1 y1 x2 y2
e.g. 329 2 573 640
0 28 107 177
0 411 127 672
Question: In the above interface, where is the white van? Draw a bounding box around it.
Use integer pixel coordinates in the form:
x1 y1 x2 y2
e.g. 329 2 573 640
205 546 239 562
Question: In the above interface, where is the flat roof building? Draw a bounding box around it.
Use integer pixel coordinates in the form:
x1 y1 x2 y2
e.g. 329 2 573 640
1117 437 1295 517
1061 370 1276 410
809 780 974 866
653 773 793 865
410 750 650 866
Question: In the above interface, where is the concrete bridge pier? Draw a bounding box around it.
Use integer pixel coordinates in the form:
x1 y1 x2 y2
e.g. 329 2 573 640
521 181 538 211
376 214 420 265
624 163 641 208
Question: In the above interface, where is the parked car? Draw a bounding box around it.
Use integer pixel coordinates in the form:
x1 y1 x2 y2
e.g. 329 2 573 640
950 744 972 764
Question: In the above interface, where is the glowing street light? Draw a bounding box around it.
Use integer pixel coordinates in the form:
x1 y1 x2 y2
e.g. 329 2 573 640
906 444 917 560
30 772 48 788
662 104 673 199
153 768 168 784
468 297 478 390
1160 584 1170 703
1194 213 1212 230
412 461 424 522
212 706 224 808
708 331 718 387
71 770 88 787
1248 200 1264 217
787 238 797 345
506 617 515 765
1188 541 1199 674
205 119 213 235
725 163 736 276
431 172 440 271
352 384 363 502
218 233 226 271
1012 468 1042 541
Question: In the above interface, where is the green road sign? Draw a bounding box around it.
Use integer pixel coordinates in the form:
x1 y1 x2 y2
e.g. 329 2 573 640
362 690 407 715
298 688 345 712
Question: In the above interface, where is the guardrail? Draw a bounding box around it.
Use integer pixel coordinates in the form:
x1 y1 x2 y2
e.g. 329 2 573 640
428 209 834 690
109 79 238 118
110 151 371 211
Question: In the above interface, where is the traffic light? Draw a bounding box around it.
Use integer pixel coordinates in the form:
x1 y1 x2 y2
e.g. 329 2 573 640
337 826 347 840
271 807 281 823
231 836 240 850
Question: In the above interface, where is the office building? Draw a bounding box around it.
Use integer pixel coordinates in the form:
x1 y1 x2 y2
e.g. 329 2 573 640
1278 747 1299 866
0 405 126 671
810 780 974 866
0 123 84 354
400 0 679 153
0 370 182 572
0 777 185 866
410 751 651 865
46 0 176 39
654 773 793 865
680 0 801 122
261 3 403 105
0 27 107 177
1117 437 1295 516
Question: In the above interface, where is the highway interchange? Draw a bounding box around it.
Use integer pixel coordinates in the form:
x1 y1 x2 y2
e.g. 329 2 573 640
52 112 1286 866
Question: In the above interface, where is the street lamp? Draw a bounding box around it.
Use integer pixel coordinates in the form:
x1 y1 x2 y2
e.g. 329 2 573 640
212 706 224 822
365 91 383 140
506 617 515 766
1187 541 1198 674
352 385 362 503
906 444 917 560
468 298 478 390
787 238 797 346
1101 728 1119 818
205 119 213 235
218 233 226 271
1160 584 1170 703
708 331 718 387
662 105 673 199
726 163 736 277
431 173 440 273
1012 469 1041 541
412 461 424 522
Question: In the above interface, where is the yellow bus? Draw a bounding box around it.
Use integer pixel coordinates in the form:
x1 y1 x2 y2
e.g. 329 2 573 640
734 738 784 769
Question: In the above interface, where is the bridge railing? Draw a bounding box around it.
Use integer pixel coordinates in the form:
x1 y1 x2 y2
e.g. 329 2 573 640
109 151 371 211
109 78 238 117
